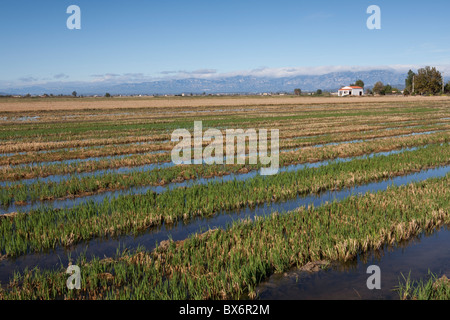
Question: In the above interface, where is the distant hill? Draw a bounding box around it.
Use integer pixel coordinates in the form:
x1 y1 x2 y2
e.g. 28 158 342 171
2 69 406 96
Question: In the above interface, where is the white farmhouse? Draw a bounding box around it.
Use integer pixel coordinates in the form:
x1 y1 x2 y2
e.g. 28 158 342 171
338 86 364 97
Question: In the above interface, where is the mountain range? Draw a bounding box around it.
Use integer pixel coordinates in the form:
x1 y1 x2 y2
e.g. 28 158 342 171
1 69 407 96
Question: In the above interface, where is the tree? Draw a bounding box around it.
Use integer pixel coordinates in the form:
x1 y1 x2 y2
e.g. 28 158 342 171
72 91 77 97
414 66 443 95
316 89 323 95
354 80 365 88
294 88 302 96
445 82 450 94
382 84 393 95
105 93 111 98
405 69 416 93
372 81 384 95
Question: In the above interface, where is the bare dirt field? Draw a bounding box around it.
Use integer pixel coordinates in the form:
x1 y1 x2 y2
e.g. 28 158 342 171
1 95 450 112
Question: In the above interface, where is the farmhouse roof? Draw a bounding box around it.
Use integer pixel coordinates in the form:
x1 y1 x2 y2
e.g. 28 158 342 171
338 86 363 90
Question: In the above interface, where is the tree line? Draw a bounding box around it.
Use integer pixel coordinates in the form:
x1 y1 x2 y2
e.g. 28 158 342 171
294 66 450 96
369 66 449 96
403 66 449 95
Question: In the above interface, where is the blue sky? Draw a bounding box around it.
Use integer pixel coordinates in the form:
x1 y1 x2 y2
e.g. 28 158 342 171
1 0 450 87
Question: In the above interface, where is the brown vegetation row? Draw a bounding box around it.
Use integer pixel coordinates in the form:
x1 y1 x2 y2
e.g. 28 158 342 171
1 95 450 112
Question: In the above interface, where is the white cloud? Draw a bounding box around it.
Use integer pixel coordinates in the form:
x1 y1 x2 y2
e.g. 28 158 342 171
54 73 69 80
18 76 39 83
188 64 450 79
90 73 153 83
7 64 450 90
159 69 217 76
84 64 450 84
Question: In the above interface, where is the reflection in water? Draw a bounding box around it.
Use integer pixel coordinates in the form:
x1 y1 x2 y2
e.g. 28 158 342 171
256 225 450 300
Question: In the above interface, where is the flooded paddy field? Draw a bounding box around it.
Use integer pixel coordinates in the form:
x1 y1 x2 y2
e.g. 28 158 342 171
256 224 450 300
0 96 449 300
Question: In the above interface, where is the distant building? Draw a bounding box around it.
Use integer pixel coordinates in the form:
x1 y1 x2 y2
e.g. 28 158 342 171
338 86 364 97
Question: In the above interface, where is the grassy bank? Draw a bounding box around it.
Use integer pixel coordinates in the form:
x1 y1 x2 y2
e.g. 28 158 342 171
396 272 450 300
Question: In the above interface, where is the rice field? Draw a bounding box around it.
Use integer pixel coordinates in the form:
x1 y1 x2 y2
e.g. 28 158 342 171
0 96 449 300
396 272 450 300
